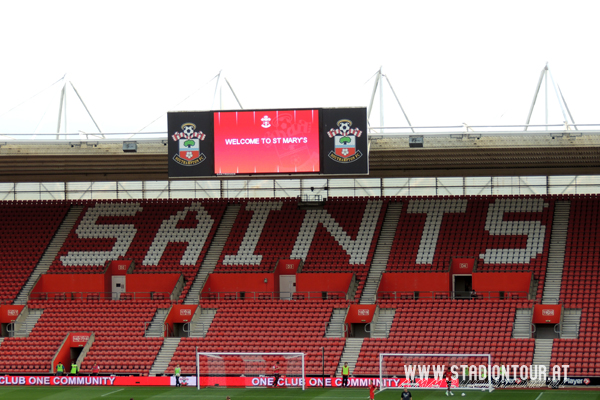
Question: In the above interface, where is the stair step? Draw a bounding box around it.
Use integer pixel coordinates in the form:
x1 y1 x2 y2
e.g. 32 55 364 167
541 202 570 305
149 338 182 376
184 205 241 304
360 202 402 304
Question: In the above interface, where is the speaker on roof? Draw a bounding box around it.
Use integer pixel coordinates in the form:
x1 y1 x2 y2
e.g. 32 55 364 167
123 142 137 152
409 136 423 148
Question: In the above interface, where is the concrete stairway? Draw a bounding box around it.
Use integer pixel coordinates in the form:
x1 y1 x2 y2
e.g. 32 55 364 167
325 309 347 338
149 337 181 376
190 308 217 337
335 338 364 377
13 309 43 337
184 204 241 304
512 308 533 338
532 338 553 373
370 308 395 339
14 205 84 305
145 308 169 337
542 201 571 304
560 309 581 339
360 202 402 304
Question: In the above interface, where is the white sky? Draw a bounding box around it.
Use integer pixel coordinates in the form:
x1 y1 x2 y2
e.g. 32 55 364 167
0 0 599 135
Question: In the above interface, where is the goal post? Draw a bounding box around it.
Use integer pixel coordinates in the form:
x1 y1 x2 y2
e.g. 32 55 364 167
379 353 493 392
196 352 305 390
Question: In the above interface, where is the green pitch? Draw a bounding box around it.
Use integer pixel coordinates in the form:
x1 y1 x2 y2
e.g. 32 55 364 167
0 387 598 400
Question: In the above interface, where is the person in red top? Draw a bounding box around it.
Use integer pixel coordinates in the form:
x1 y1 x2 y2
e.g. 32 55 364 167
368 381 378 400
445 367 454 396
92 363 100 375
272 362 280 387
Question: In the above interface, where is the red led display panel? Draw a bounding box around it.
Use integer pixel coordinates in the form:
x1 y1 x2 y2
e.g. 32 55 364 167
213 109 320 175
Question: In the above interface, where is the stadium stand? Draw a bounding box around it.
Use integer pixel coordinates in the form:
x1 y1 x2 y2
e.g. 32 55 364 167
47 199 227 302
0 201 70 304
354 299 536 376
0 298 168 375
0 194 597 380
165 299 347 376
215 197 386 301
551 195 600 376
387 196 553 301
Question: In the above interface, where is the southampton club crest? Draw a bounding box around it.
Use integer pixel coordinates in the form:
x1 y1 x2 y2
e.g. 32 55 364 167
327 119 363 163
172 123 207 166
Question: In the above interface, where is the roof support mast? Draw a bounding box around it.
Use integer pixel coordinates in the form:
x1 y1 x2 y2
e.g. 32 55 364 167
524 63 577 131
211 70 243 110
367 67 414 133
55 75 104 139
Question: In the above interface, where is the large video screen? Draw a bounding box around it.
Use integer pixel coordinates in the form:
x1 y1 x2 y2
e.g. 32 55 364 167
213 109 320 175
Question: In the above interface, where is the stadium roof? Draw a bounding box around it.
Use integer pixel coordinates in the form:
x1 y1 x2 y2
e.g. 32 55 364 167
1 127 599 182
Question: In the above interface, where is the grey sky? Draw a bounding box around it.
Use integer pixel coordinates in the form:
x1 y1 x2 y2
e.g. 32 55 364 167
0 0 598 135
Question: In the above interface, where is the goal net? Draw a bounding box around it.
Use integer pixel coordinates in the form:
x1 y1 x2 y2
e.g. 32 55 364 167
379 353 493 392
196 352 305 390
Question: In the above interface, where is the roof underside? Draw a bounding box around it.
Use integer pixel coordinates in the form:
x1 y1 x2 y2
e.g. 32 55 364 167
1 131 599 182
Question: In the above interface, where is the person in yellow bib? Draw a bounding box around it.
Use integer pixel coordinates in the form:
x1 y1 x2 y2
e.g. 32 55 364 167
70 362 78 376
342 362 350 387
55 362 64 376
175 364 181 387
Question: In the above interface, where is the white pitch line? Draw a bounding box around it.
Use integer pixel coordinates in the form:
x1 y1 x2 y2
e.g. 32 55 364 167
101 388 124 397
534 392 544 400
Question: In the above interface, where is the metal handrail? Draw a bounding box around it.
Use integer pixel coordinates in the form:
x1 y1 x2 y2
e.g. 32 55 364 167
200 290 349 301
29 291 172 302
192 322 209 337
7 321 37 338
164 323 173 338
144 322 168 337
376 290 531 301
5 322 14 337
324 322 346 337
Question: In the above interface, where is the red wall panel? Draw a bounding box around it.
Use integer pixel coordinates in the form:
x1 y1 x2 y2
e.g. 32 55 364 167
0 305 25 323
32 273 180 298
109 260 132 275
202 273 275 294
295 272 352 294
378 273 450 293
34 275 104 294
472 272 531 296
345 304 376 324
533 304 561 324
126 274 180 295
450 258 475 274
167 305 198 324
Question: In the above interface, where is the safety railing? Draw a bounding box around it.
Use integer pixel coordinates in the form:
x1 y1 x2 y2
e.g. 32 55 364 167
553 322 579 338
5 322 14 337
6 321 37 338
364 322 371 333
144 322 168 337
376 290 531 301
199 291 349 302
29 291 172 302
191 322 210 337
324 322 348 337
183 322 193 337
